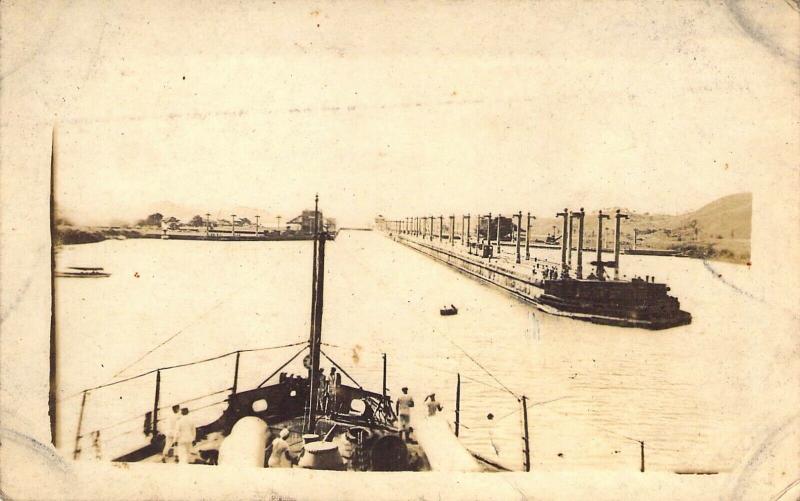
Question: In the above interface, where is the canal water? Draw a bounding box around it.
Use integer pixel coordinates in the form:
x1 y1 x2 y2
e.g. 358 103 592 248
54 230 790 472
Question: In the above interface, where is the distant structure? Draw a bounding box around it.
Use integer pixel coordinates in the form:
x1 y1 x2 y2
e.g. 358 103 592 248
287 210 336 234
156 208 337 241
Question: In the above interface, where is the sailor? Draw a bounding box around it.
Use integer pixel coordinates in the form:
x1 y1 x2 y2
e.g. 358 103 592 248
328 367 341 413
174 407 197 464
424 393 443 417
317 368 329 411
161 404 181 461
267 428 296 468
395 387 414 442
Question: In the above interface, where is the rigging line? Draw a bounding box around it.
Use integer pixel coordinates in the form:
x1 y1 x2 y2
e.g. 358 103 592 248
441 334 519 399
320 349 363 390
319 341 510 394
59 341 307 402
375 239 521 399
256 345 309 388
589 423 643 444
156 388 231 411
91 387 232 434
330 253 520 399
413 362 510 394
494 395 572 422
112 272 269 378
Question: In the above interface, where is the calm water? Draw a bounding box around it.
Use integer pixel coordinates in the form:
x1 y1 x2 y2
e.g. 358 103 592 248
55 231 786 472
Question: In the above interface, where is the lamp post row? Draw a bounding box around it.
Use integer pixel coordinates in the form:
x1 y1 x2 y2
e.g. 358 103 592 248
394 209 628 281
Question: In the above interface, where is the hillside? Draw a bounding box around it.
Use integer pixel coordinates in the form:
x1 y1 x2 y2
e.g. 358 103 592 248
525 193 751 264
669 192 751 240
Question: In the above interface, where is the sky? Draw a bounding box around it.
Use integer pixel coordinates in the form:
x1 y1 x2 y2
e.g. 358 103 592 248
1 0 798 227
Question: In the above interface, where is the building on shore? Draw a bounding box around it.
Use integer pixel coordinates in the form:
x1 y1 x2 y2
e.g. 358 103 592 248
287 210 336 233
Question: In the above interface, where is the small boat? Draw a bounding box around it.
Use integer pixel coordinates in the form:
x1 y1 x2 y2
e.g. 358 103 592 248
440 305 458 316
54 267 111 278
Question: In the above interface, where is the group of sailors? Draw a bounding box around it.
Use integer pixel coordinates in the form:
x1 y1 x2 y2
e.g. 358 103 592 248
161 405 197 464
314 366 343 414
395 387 443 442
266 386 445 469
531 262 560 281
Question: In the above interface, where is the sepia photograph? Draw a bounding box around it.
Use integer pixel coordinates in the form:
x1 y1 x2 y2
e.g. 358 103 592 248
1 1 798 499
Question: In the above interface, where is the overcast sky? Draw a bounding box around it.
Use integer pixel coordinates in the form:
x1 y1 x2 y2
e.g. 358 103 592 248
1 0 797 226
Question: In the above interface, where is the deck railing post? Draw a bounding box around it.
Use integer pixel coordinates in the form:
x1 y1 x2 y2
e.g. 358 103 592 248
521 395 531 472
455 373 461 437
640 441 645 472
382 353 388 414
231 351 241 395
152 370 161 440
73 390 88 460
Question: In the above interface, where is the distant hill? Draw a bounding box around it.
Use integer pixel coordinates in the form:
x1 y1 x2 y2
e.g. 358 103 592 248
523 193 751 264
669 192 751 240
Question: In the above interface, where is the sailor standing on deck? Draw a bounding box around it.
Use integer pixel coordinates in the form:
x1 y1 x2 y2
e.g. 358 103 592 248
425 393 443 417
395 387 414 442
175 407 197 464
328 367 341 414
161 404 181 461
267 428 296 468
317 368 329 412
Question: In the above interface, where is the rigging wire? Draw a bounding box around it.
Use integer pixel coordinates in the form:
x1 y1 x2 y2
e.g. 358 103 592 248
112 271 274 378
328 240 521 401
493 395 571 422
320 342 512 394
59 341 306 403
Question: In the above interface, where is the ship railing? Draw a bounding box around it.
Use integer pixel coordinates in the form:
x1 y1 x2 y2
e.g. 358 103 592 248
66 341 308 461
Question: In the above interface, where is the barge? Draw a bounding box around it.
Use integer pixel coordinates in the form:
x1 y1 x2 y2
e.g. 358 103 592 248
393 209 691 330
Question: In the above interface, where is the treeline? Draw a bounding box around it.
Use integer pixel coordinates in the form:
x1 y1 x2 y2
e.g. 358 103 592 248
669 242 749 264
55 227 145 246
136 213 253 228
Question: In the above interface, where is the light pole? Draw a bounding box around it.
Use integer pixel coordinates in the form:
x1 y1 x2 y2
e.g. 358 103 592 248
466 214 472 254
596 210 610 280
525 212 534 260
556 209 569 278
255 215 260 237
486 212 492 254
613 210 629 280
571 208 585 279
205 213 211 238
515 211 522 264
495 214 501 254
231 214 236 237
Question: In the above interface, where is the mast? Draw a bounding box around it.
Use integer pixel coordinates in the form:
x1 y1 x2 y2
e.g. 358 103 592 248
306 195 321 433
50 124 58 446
